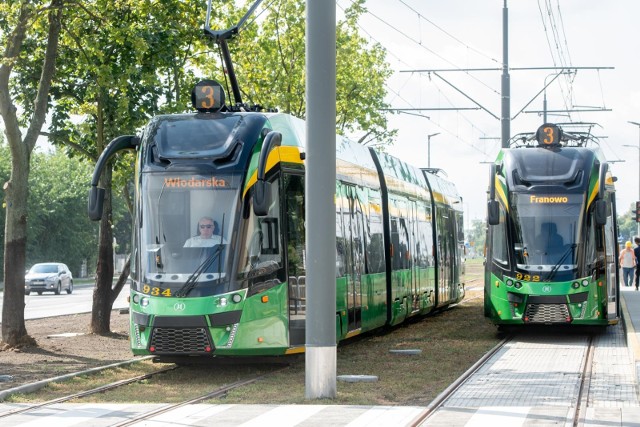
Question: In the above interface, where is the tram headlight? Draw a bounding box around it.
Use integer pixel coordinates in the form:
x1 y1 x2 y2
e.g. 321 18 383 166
132 294 140 304
219 297 228 307
572 282 580 289
231 293 242 303
140 296 150 307
514 282 522 289
581 279 589 287
506 279 514 287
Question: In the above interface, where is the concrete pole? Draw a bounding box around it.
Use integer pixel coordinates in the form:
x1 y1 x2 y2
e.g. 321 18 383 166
501 0 510 148
305 0 337 399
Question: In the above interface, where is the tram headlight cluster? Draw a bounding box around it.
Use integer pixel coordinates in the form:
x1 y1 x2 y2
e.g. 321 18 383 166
505 278 522 288
218 294 243 307
131 294 150 307
571 280 590 289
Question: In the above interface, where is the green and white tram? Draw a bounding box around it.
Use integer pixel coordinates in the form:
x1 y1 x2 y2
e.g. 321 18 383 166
484 123 620 327
88 80 465 359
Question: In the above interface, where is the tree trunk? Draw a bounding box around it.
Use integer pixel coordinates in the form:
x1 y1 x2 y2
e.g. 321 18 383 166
1 150 35 348
91 166 114 334
0 0 62 348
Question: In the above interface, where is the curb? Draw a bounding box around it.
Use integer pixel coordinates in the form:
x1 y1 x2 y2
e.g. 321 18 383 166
0 356 153 402
621 293 640 362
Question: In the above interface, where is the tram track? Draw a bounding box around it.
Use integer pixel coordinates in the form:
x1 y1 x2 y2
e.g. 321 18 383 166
0 362 289 424
409 330 599 427
408 334 513 426
111 369 282 427
0 365 178 418
572 334 595 427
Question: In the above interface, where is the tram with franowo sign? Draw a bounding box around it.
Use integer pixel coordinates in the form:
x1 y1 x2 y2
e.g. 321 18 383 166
484 123 620 328
87 79 465 359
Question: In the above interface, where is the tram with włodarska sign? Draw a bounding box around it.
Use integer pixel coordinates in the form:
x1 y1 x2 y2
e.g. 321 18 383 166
87 79 466 359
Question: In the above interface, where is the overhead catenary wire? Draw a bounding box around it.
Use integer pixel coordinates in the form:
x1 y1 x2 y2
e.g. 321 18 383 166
336 0 496 155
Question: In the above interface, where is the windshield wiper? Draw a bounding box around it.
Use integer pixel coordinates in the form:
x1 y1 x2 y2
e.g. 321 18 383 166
546 243 577 282
175 244 225 297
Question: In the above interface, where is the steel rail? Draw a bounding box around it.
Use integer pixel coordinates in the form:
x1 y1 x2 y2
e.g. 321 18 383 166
408 335 512 426
572 334 595 427
111 367 288 427
0 365 178 418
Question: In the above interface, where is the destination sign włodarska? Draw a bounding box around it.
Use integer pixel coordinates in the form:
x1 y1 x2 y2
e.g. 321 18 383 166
163 177 229 188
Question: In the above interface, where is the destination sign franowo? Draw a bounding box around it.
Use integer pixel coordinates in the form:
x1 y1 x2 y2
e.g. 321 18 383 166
530 195 568 204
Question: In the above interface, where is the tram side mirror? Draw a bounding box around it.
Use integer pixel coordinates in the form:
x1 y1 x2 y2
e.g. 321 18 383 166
253 130 282 217
87 135 138 222
253 182 270 217
88 186 106 221
487 200 500 226
594 199 607 226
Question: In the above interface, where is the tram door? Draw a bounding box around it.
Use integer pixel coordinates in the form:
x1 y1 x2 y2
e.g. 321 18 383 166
408 201 420 312
284 173 306 345
603 194 619 320
342 185 365 331
436 210 450 303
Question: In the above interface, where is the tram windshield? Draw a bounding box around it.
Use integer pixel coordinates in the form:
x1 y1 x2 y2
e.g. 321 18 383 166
509 193 584 277
139 171 241 296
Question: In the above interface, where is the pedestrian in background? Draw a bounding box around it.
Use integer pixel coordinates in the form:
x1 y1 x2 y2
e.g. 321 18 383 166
619 240 636 287
635 237 640 291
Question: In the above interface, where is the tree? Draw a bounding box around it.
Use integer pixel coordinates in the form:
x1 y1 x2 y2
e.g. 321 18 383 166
27 150 101 276
46 0 205 333
0 0 63 348
617 203 636 243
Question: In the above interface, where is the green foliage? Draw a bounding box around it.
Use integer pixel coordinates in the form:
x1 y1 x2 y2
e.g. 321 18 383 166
205 0 396 145
26 150 99 276
617 203 637 242
0 144 108 278
466 219 486 257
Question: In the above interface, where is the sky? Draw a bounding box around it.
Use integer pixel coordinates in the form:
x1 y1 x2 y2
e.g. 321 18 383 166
337 0 640 228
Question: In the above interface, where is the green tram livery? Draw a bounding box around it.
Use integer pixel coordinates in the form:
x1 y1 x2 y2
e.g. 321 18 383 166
88 81 465 359
484 123 620 327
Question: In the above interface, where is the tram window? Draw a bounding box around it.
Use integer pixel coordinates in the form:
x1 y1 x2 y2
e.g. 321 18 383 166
336 213 346 277
390 217 401 270
398 218 410 269
456 212 464 243
285 174 306 277
260 218 279 255
585 214 597 266
366 206 385 274
236 177 283 283
491 205 509 266
416 220 430 268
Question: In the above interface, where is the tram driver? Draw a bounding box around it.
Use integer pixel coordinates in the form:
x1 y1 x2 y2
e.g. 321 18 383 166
535 222 564 250
184 216 226 247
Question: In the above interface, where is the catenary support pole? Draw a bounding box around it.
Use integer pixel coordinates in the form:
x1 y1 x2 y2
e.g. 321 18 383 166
305 0 337 399
501 0 510 148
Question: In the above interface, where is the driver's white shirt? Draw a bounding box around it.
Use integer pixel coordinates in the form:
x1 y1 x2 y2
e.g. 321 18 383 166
183 235 226 248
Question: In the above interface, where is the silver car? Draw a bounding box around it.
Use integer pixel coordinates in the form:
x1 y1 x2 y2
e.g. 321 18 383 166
25 263 73 295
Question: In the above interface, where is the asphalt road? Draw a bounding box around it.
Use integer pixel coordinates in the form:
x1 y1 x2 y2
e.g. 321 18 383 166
0 283 129 321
